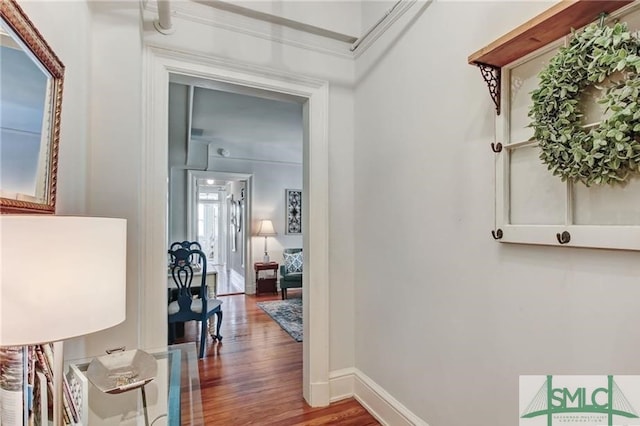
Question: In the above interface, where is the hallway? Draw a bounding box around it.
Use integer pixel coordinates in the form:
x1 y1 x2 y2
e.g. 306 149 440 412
176 293 379 425
211 264 244 295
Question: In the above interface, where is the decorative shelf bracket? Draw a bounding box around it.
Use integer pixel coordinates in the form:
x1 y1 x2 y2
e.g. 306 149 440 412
468 1 634 117
476 63 501 115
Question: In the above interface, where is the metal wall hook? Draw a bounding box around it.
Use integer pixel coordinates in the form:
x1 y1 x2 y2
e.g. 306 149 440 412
556 231 571 245
598 12 608 28
491 142 503 153
491 229 503 240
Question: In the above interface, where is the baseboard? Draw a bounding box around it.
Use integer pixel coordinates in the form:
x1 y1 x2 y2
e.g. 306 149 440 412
307 380 330 406
328 368 429 426
329 368 356 402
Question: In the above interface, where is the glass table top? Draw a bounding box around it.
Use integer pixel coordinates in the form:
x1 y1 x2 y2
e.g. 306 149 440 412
65 343 203 426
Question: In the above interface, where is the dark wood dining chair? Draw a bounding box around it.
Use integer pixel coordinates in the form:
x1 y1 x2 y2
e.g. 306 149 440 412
167 246 222 358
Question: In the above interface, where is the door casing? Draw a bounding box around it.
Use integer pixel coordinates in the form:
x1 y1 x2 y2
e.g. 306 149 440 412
141 46 331 406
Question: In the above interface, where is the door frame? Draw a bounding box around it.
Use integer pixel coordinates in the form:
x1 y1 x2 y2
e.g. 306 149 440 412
187 170 253 277
186 170 230 265
140 45 331 406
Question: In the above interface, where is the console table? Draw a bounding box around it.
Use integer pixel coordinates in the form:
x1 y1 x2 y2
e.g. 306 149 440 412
65 343 203 425
254 262 278 295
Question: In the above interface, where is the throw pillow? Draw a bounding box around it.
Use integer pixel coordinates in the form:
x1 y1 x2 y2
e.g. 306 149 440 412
283 251 303 274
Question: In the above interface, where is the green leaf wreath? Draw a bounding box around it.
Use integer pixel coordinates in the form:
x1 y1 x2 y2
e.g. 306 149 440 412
528 22 640 186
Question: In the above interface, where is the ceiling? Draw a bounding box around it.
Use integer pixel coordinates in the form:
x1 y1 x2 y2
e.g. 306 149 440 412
170 74 304 165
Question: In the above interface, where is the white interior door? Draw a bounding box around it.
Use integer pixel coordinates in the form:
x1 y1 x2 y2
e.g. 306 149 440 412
195 190 225 265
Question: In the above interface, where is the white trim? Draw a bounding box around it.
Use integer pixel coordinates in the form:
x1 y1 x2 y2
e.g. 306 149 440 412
186 169 196 243
494 67 508 234
329 368 356 403
145 44 326 91
139 46 171 352
141 45 330 406
500 225 640 250
351 0 419 58
328 368 429 426
302 74 331 407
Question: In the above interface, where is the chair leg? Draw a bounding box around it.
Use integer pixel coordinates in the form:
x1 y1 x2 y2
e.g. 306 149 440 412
215 311 223 341
208 314 216 339
168 322 176 344
199 319 207 359
282 289 287 300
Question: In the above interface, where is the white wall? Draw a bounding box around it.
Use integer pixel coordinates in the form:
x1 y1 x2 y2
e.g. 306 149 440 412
18 1 91 360
18 0 91 216
76 1 143 358
354 1 640 425
18 1 143 360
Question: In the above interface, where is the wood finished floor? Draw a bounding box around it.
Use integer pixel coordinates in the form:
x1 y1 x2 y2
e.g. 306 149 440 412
175 291 380 425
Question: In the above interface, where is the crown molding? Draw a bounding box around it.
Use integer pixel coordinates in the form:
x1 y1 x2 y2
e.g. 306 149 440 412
351 0 418 58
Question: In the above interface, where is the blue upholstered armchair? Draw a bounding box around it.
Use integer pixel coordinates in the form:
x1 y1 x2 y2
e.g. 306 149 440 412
280 248 302 299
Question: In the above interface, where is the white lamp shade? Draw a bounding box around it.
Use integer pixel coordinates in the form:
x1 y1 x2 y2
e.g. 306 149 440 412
256 219 277 236
0 216 127 346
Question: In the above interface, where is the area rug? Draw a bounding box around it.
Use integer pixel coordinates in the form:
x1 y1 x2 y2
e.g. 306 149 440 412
257 298 302 342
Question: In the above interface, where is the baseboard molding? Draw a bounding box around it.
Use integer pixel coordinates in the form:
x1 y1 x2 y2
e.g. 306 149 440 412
308 380 330 407
329 368 429 426
329 368 356 402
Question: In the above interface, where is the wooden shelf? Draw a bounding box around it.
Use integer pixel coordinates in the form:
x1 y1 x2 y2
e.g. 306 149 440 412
468 0 635 68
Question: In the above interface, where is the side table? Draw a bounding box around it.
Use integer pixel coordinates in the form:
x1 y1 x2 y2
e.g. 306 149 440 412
65 343 203 425
254 262 278 295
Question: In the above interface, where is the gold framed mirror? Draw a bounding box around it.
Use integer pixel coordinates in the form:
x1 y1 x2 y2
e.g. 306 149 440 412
0 0 64 214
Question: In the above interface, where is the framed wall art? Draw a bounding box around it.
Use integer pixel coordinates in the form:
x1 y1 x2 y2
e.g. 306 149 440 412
285 189 302 235
229 195 237 252
0 0 65 214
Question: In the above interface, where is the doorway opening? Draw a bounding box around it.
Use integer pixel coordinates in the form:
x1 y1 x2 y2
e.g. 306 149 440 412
194 179 225 265
185 170 252 295
143 47 331 406
168 74 305 297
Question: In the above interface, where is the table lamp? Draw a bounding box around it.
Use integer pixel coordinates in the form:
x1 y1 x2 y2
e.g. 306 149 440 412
0 215 127 425
256 219 277 263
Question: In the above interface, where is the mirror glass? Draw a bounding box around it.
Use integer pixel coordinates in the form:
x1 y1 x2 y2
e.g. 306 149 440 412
0 0 64 214
1 23 51 200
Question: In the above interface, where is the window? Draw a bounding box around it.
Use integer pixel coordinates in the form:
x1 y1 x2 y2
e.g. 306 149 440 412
496 6 640 251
